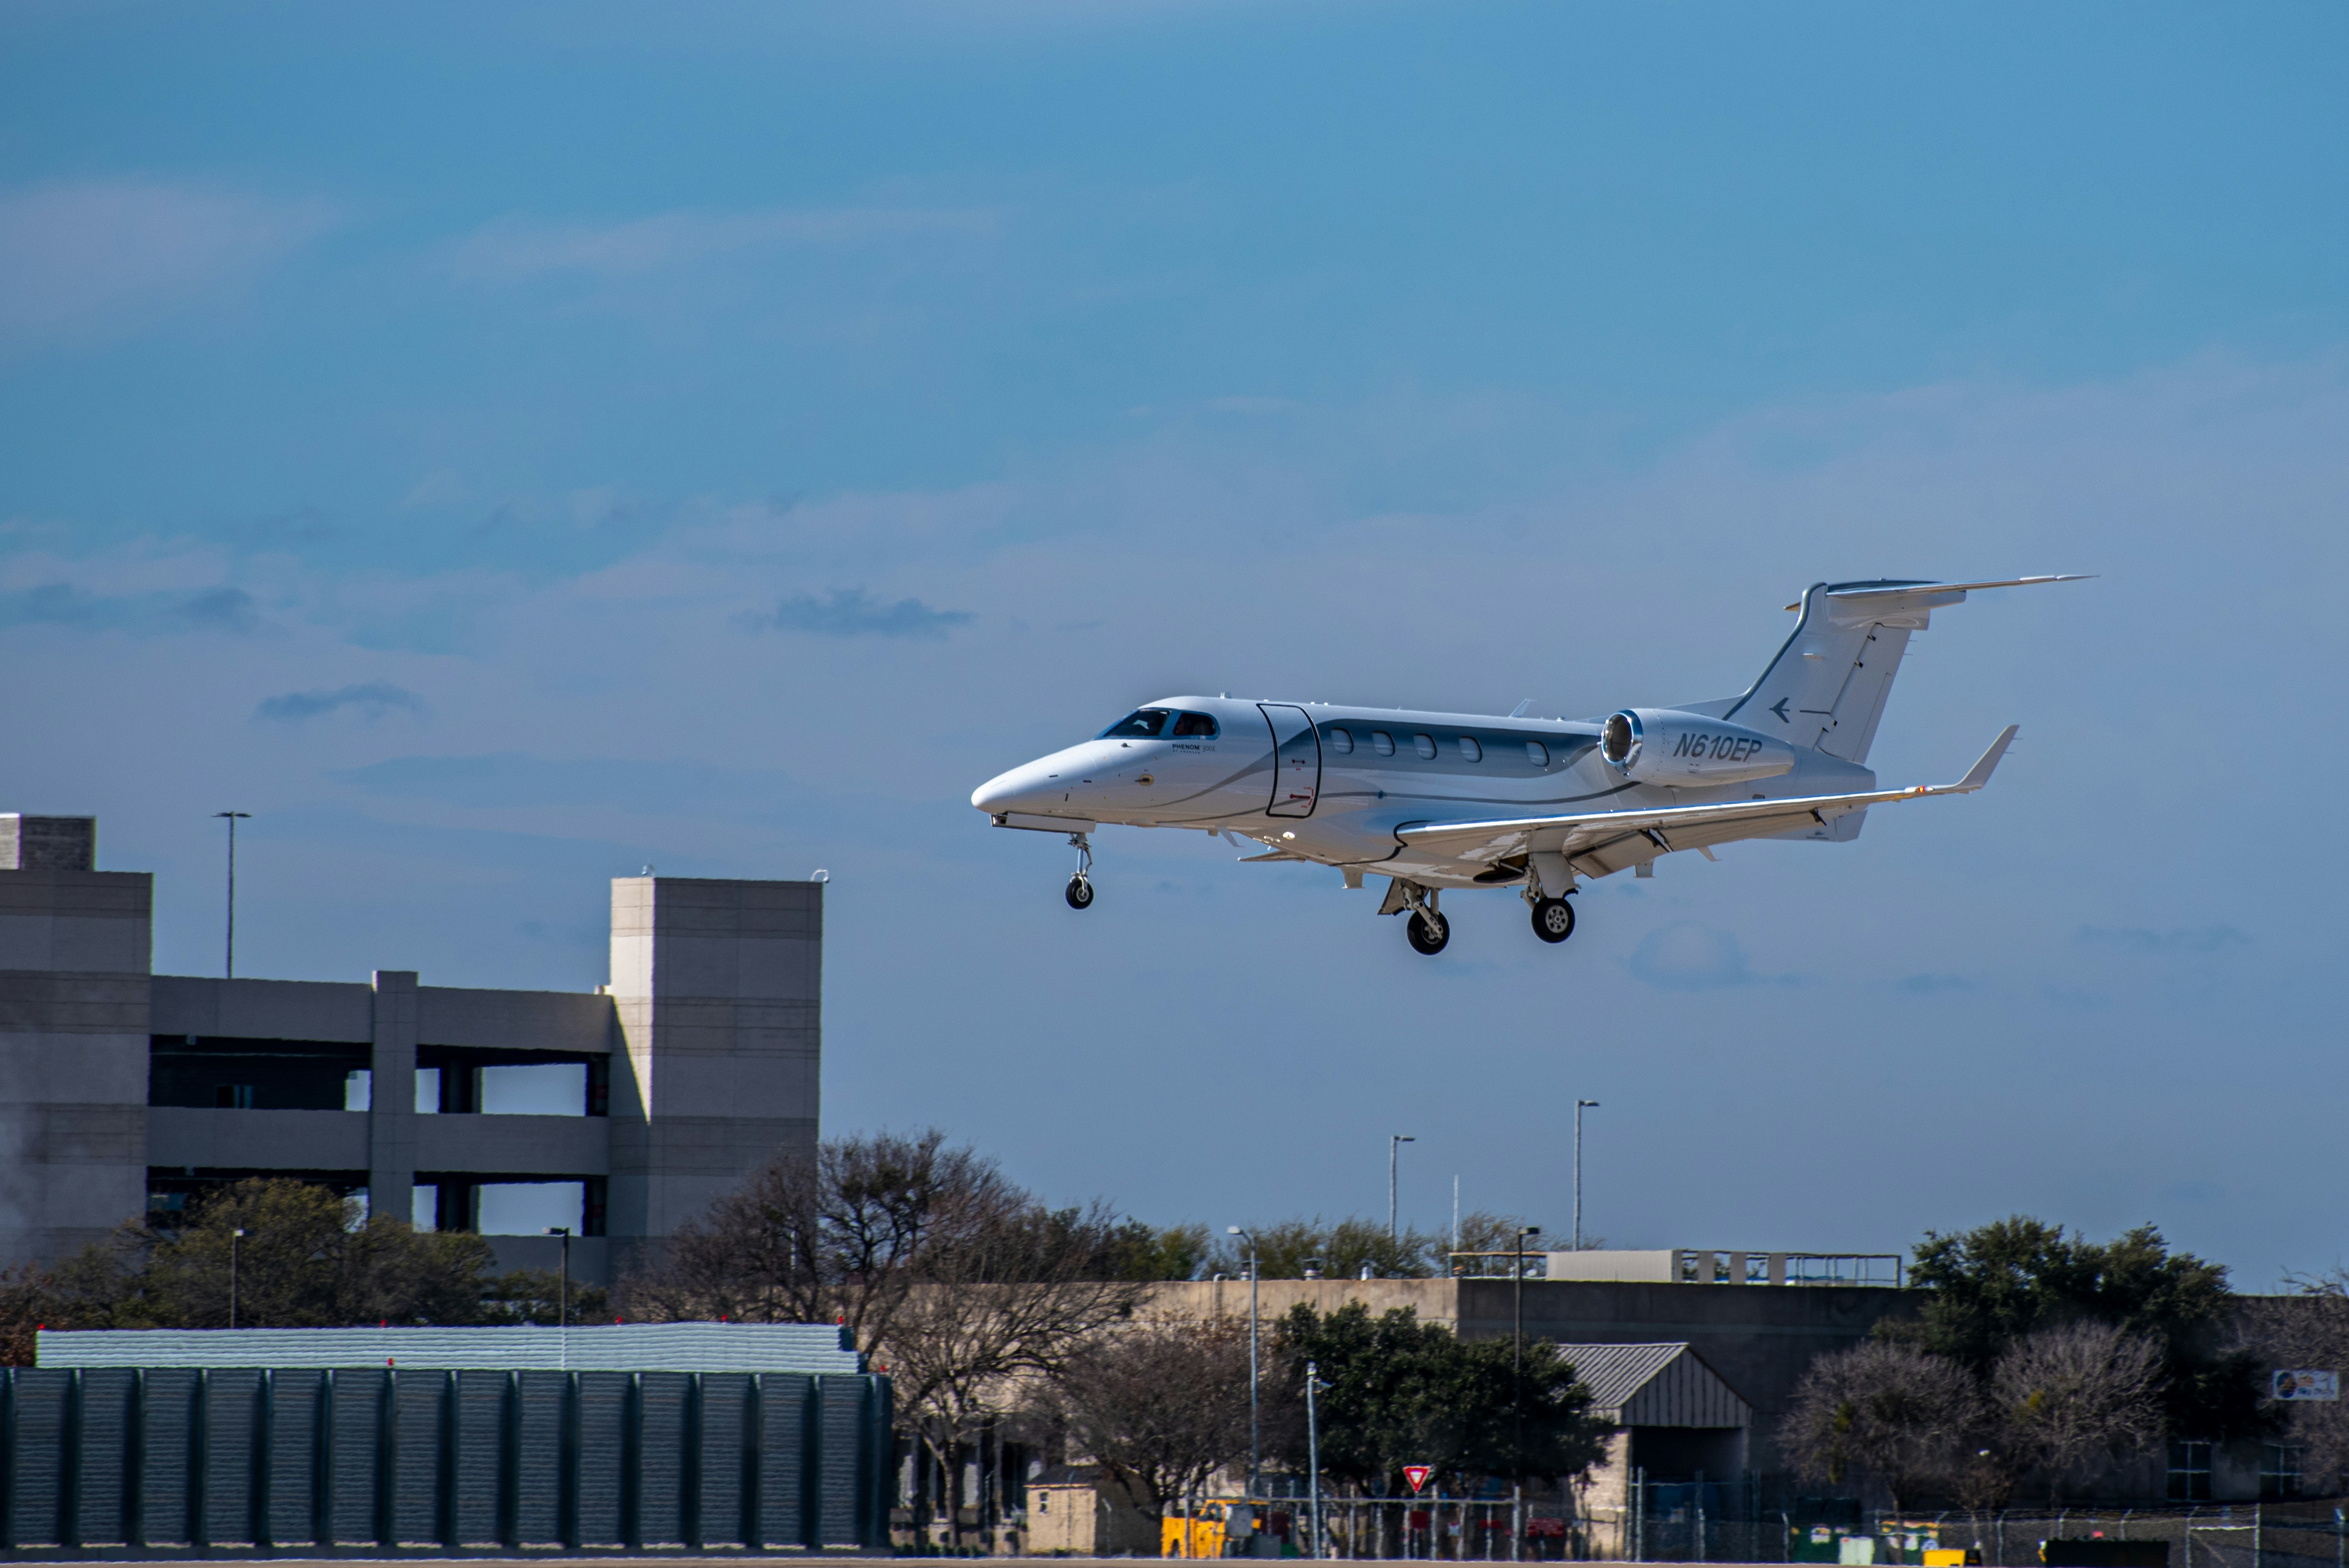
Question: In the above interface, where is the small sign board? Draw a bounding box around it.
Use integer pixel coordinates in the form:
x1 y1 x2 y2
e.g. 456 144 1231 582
2275 1370 2340 1401
1404 1466 1434 1494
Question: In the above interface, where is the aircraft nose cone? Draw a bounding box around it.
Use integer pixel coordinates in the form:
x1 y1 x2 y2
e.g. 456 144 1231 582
971 766 1032 814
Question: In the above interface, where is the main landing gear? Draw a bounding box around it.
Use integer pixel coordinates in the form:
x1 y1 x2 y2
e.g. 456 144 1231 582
1064 833 1095 910
1406 910 1449 956
1531 897 1576 943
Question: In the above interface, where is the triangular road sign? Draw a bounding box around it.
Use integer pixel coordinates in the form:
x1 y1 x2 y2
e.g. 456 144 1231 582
1403 1465 1433 1494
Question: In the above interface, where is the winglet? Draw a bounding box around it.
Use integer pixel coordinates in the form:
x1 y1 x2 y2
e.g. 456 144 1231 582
1948 724 2020 793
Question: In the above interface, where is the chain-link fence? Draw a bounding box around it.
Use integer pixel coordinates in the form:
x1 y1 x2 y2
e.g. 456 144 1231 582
1178 1498 2349 1564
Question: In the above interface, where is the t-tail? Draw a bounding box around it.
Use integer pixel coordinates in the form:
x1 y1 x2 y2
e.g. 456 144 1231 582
1683 575 2090 765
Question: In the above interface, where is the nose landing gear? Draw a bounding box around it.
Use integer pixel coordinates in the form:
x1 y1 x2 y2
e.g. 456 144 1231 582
1064 833 1095 910
1382 880 1448 956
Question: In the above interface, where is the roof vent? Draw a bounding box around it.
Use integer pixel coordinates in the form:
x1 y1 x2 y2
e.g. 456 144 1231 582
0 815 94 871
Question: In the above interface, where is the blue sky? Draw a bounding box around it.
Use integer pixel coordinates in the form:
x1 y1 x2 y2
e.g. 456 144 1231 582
5 1 2347 1277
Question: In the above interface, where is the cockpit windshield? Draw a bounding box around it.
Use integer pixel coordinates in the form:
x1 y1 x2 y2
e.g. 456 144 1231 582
1102 709 1171 738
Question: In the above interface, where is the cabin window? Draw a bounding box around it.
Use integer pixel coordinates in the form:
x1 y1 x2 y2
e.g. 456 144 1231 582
1325 727 1354 754
1371 731 1396 756
1171 712 1220 737
1525 740 1550 767
1413 733 1437 760
1101 709 1170 739
1458 736 1482 762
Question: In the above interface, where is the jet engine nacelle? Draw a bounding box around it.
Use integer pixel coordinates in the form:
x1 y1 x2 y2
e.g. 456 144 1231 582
1600 708 1797 785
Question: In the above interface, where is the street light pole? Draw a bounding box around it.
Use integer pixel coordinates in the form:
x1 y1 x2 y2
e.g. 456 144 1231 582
1388 1134 1414 1241
1572 1100 1599 1251
214 812 251 979
1306 1360 1326 1560
546 1226 572 1368
1513 1223 1541 1559
1228 1225 1260 1496
230 1227 247 1328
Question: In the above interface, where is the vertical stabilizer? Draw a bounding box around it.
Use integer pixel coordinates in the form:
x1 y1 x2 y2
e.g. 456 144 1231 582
1699 576 2084 766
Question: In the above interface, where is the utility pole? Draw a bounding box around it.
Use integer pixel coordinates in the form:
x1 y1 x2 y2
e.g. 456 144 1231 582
1228 1226 1260 1495
230 1227 247 1329
1573 1100 1599 1251
214 812 251 978
1389 1133 1415 1241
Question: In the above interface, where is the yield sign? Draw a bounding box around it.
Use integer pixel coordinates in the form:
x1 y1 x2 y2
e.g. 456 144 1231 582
1403 1466 1433 1494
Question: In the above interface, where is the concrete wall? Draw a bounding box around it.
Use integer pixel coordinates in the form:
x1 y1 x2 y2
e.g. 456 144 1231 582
607 877 822 1261
0 867 153 1263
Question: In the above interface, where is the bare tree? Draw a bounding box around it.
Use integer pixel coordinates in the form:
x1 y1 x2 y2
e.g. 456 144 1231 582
1049 1316 1254 1515
1780 1341 1981 1509
630 1131 1151 1552
1991 1321 2163 1504
885 1198 1151 1548
629 1129 1017 1355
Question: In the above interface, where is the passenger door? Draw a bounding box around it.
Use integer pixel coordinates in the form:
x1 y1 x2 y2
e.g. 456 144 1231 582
1259 704 1322 817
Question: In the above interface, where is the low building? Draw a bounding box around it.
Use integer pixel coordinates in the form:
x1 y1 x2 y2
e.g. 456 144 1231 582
0 813 821 1284
1564 1342 1754 1513
1152 1274 1911 1475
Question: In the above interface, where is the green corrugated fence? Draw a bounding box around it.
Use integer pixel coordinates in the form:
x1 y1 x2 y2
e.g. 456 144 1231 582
0 1366 893 1557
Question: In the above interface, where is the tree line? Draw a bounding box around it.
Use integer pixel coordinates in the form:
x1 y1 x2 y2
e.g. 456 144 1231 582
1779 1215 2314 1509
0 1178 607 1361
11 1138 2336 1531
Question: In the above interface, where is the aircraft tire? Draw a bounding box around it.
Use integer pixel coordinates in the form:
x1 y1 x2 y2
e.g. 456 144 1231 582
1064 874 1095 910
1531 897 1576 944
1405 911 1448 956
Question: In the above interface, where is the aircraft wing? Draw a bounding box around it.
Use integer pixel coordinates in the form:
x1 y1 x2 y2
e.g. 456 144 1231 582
1394 725 2017 870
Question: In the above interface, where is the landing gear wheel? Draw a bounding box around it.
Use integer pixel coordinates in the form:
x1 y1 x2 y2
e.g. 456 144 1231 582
1065 874 1095 910
1405 910 1449 956
1531 897 1576 944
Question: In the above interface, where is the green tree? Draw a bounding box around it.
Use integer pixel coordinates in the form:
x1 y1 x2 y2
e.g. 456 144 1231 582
1272 1302 1604 1493
1885 1216 2259 1440
42 1178 500 1328
477 1267 614 1326
1211 1218 1441 1280
1100 1220 1212 1281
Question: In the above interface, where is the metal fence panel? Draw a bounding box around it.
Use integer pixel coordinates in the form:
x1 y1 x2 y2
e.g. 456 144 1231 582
760 1372 810 1548
0 1364 890 1559
73 1371 131 1547
574 1371 627 1546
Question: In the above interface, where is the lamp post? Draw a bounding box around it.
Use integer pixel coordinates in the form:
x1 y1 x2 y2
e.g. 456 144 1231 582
1306 1360 1328 1560
1388 1134 1415 1242
1227 1225 1260 1496
1513 1221 1541 1551
230 1227 247 1329
1572 1100 1599 1251
546 1226 572 1368
214 812 251 978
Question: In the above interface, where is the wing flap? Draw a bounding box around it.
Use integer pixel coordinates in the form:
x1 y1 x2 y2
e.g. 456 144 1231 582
1396 725 2017 863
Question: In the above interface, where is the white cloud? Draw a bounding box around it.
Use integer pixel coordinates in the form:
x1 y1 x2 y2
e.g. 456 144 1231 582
0 180 335 342
444 204 1001 280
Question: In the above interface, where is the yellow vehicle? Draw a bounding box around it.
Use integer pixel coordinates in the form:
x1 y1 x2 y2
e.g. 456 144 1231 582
1163 1502 1270 1559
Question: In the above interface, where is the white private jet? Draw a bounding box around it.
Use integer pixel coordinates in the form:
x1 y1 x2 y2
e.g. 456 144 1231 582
972 575 2086 955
